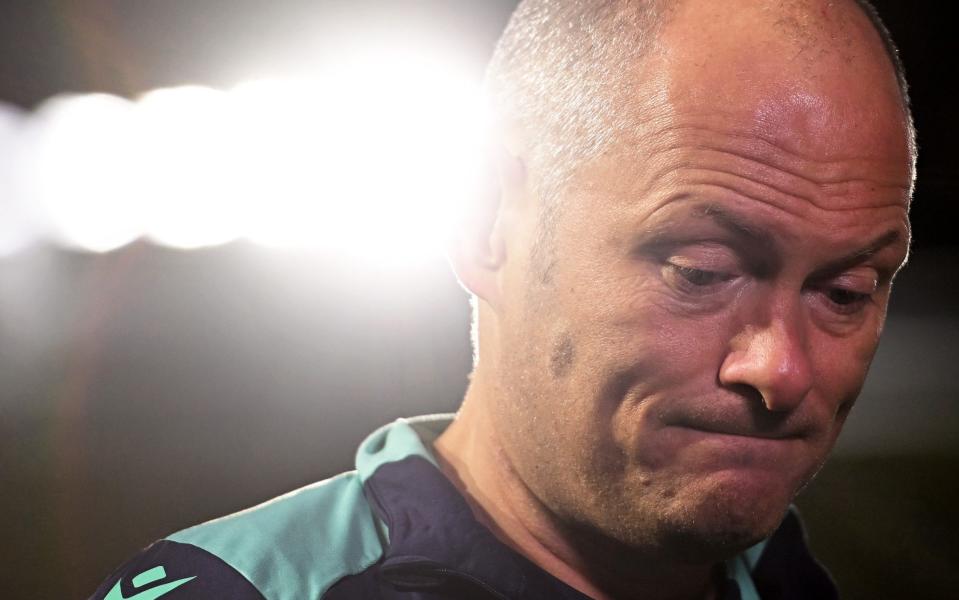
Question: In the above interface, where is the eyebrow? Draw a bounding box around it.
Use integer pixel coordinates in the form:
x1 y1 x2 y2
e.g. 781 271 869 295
681 203 903 278
811 229 904 281
692 204 779 256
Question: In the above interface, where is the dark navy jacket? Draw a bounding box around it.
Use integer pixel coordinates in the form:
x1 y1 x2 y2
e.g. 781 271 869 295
91 415 838 599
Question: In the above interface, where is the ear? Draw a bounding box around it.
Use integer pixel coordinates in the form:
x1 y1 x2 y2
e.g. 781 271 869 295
446 125 528 311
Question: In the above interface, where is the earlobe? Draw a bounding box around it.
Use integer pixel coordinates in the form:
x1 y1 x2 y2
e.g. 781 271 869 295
447 177 507 310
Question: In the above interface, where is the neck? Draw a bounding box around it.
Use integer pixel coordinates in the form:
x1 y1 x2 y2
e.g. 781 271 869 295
434 374 719 600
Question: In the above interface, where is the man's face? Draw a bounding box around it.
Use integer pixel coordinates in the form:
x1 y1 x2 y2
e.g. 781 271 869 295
486 1 913 560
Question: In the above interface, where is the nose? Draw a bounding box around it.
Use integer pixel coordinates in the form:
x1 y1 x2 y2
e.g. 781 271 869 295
719 316 813 412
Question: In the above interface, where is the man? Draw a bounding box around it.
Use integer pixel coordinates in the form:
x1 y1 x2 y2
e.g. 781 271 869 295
92 0 914 598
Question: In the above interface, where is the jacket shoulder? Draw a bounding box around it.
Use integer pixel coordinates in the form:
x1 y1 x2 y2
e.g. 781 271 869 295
89 539 266 600
92 471 385 600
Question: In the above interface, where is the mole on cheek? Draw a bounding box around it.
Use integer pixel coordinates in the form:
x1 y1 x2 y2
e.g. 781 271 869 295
549 333 576 378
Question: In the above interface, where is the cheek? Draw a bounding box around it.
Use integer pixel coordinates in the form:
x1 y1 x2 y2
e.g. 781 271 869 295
811 329 880 410
577 293 731 442
601 290 730 381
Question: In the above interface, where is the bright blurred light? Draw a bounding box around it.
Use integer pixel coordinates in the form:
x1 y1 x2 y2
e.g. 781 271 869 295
235 45 488 265
0 102 40 258
5 40 488 264
135 86 247 250
25 94 143 253
226 78 336 250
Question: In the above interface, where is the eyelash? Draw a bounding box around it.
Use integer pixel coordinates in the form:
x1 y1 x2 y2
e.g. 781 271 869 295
814 286 874 315
663 263 735 291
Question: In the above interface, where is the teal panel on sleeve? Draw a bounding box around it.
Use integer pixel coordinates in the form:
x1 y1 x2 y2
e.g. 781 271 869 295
168 471 384 600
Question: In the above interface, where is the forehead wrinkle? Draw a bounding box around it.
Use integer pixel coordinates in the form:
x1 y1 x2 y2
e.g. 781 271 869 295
679 180 810 222
681 180 904 225
638 117 899 171
665 150 817 208
639 162 893 224
679 158 907 214
636 119 909 186
818 178 910 206
623 131 909 218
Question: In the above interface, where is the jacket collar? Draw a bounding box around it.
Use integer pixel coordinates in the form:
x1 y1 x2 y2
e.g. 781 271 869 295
357 415 588 598
354 416 781 600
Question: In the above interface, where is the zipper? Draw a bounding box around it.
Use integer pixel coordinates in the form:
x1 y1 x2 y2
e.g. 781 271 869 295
380 559 511 600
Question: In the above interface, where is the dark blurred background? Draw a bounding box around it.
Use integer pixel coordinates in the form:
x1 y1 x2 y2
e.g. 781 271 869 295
0 1 955 598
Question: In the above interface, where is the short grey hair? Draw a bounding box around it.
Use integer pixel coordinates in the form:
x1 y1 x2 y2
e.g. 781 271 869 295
485 0 672 203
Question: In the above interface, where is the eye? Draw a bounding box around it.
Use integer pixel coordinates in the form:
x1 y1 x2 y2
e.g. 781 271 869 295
819 287 873 315
810 269 879 317
662 263 735 293
652 244 742 298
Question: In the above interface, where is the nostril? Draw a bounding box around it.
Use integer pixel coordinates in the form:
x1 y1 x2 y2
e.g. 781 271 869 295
719 381 765 407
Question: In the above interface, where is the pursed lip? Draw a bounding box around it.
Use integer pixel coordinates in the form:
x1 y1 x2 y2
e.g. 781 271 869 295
663 411 812 441
678 423 801 440
654 398 819 442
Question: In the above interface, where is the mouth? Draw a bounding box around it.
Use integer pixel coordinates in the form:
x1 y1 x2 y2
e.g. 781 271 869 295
663 408 812 442
637 412 818 474
677 423 802 441
661 424 806 471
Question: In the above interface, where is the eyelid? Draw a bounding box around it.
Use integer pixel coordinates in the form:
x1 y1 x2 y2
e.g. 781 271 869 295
667 256 725 271
822 267 880 292
662 242 741 270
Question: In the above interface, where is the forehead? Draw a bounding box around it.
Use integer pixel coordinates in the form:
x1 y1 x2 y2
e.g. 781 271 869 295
551 1 914 260
625 0 912 173
552 0 916 238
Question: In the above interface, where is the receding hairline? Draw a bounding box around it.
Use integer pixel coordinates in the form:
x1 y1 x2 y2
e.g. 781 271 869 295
485 0 915 192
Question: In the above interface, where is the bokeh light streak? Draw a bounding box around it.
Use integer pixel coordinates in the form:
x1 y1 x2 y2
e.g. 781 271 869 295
0 42 488 266
22 94 143 254
0 102 41 257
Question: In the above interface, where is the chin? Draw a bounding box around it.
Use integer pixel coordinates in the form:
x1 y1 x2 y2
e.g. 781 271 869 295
654 476 794 564
571 473 794 566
